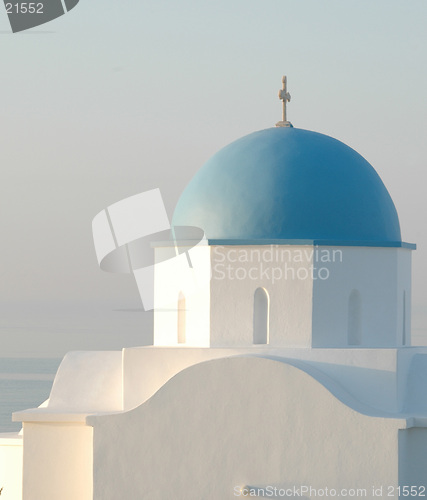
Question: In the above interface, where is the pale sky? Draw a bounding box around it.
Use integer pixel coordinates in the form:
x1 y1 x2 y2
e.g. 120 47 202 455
0 0 426 355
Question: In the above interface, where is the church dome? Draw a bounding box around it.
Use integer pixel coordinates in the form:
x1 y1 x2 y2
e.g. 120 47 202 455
172 127 402 244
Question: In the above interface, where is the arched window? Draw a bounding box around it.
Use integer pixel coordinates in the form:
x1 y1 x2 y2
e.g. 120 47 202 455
402 290 407 346
253 287 269 345
177 291 186 344
348 289 362 346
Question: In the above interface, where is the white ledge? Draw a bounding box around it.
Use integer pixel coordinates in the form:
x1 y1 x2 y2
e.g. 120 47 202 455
404 417 427 428
13 407 122 424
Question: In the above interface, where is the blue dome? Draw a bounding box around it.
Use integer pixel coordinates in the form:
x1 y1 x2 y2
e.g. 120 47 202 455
172 127 402 244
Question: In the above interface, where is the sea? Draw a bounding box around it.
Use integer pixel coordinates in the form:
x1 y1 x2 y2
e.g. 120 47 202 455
0 357 62 433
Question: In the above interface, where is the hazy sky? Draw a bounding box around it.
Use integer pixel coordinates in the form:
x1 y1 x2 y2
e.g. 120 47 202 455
0 0 427 354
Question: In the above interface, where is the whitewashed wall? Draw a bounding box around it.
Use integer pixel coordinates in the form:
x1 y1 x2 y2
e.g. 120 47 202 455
399 427 427 486
122 346 402 413
154 244 412 349
0 433 23 500
15 345 427 499
89 356 405 500
154 244 315 348
397 248 412 346
22 422 93 500
312 247 412 347
153 244 211 347
210 245 314 347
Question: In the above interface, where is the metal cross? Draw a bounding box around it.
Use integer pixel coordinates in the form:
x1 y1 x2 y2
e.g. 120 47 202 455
276 76 292 127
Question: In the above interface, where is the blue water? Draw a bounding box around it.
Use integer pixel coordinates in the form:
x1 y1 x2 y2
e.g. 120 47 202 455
0 358 62 432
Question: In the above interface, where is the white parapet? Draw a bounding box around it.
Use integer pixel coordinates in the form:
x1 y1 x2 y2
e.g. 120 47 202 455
88 356 407 499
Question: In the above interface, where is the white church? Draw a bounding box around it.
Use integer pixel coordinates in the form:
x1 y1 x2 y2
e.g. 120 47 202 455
1 78 427 499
